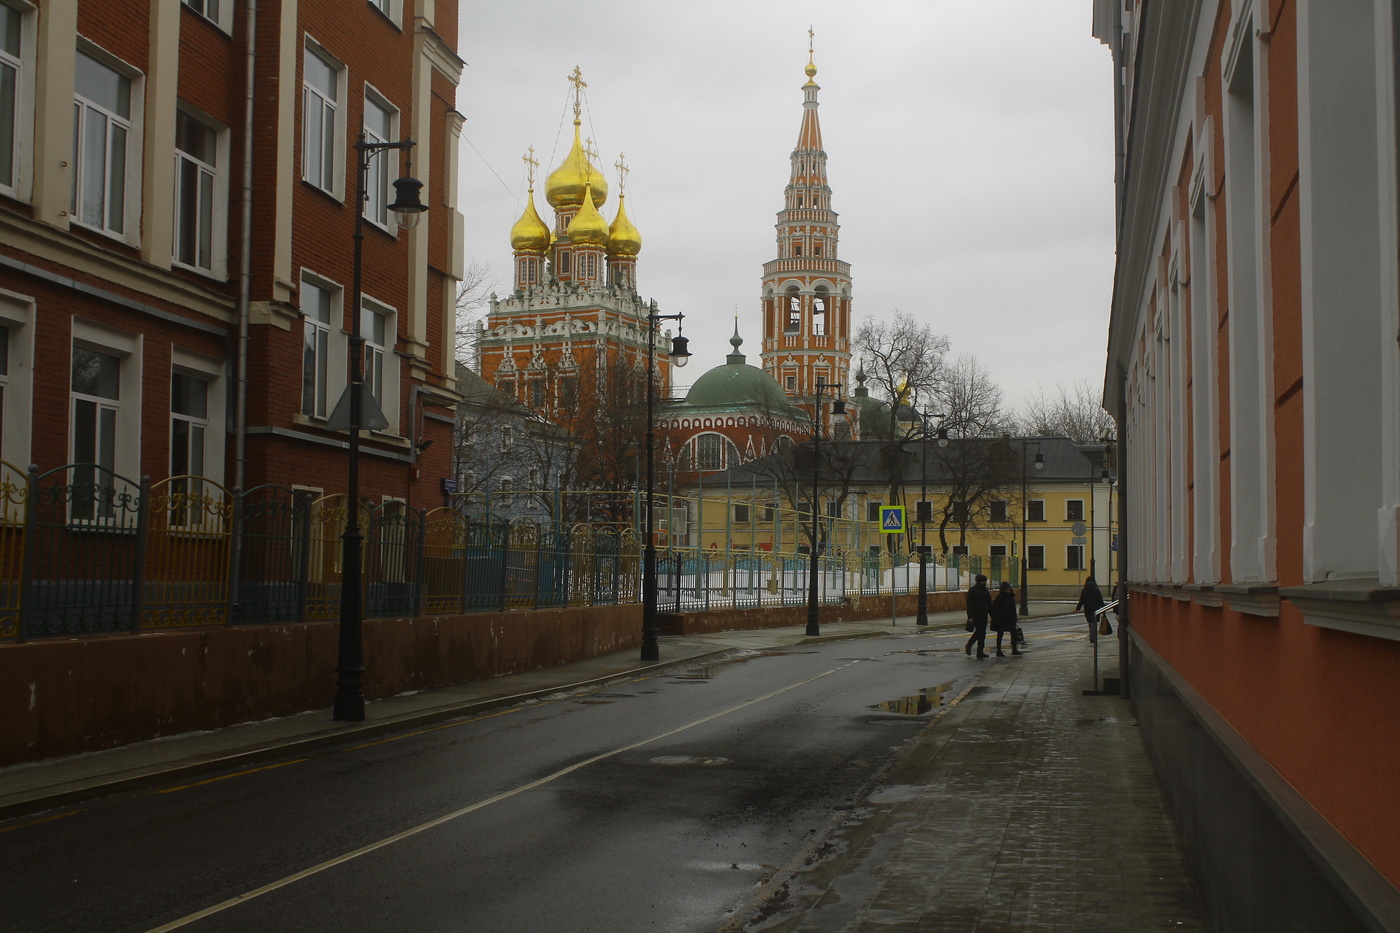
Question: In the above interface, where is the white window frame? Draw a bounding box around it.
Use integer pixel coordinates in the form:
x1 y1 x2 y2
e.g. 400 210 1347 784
302 37 345 199
72 45 142 242
366 0 402 27
299 271 345 420
1027 499 1045 522
172 105 229 278
171 347 225 487
362 86 399 233
0 0 35 203
181 0 232 33
1067 544 1085 571
1027 544 1045 572
361 295 398 433
1066 499 1085 522
0 288 33 468
69 319 141 522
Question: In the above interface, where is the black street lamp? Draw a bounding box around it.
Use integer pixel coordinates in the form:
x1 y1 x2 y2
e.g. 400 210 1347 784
805 379 846 637
1019 439 1044 618
915 410 947 626
641 301 690 662
332 135 427 723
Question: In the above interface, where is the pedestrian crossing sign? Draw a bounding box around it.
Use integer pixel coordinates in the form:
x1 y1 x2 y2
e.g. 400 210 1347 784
879 506 906 533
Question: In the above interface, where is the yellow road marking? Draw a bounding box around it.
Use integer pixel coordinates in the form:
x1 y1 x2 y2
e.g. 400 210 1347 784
0 809 82 834
156 759 308 794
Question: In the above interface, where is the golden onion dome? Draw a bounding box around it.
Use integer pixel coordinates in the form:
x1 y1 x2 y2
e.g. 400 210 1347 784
606 193 642 257
566 184 610 247
545 123 608 210
509 187 552 253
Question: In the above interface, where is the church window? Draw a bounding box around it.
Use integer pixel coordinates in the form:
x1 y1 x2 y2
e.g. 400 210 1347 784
812 297 826 336
530 379 545 409
498 378 514 398
556 250 570 275
696 433 724 471
558 375 576 409
786 297 800 332
785 374 797 392
814 241 822 257
793 243 801 257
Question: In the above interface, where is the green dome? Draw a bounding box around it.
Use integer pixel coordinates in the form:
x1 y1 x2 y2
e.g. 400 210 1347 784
682 325 801 416
686 361 794 412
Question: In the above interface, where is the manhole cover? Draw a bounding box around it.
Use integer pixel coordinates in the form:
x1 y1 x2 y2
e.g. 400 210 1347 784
650 755 731 766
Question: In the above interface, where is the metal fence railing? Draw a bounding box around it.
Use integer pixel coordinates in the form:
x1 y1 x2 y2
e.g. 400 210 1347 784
0 461 1016 641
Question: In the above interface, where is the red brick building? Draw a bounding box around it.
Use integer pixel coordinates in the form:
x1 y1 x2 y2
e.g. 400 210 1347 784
0 0 464 509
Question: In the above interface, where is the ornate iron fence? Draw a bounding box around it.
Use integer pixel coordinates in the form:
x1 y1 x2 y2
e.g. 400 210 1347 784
0 462 1016 641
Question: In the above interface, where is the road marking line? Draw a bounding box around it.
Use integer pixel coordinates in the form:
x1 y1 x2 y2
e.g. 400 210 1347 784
156 759 309 794
142 665 844 932
0 809 82 834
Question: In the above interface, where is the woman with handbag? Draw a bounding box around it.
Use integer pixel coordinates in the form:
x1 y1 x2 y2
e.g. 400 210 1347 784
990 580 1021 657
1075 576 1107 644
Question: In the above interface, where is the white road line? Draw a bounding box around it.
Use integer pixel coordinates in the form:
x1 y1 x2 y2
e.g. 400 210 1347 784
144 664 846 932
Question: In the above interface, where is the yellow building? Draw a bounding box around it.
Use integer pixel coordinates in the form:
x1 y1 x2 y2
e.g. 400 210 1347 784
672 435 1115 598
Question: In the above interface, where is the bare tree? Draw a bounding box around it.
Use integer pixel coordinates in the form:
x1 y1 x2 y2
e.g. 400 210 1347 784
935 354 1008 439
853 311 950 527
1014 379 1116 445
925 437 1021 554
454 262 500 369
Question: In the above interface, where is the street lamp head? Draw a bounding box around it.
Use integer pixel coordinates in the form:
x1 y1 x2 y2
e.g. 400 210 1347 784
830 398 848 416
669 334 691 367
1034 451 1045 471
937 427 949 448
389 175 427 229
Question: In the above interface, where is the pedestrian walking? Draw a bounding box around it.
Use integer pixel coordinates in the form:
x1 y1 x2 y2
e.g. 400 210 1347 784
990 580 1021 657
964 573 992 659
1075 575 1107 644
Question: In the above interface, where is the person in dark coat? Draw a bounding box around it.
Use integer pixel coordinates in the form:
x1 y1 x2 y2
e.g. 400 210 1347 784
964 574 992 659
990 580 1021 657
1075 576 1107 644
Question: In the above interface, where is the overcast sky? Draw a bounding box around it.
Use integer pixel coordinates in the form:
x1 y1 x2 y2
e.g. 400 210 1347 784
456 2 1115 414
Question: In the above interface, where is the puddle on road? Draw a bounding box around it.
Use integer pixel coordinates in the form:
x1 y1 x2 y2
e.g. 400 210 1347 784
668 649 804 682
650 755 731 766
871 681 958 715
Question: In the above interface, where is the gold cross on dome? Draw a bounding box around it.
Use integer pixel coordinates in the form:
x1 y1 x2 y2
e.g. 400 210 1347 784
614 153 630 195
584 137 600 164
568 66 587 120
523 146 539 187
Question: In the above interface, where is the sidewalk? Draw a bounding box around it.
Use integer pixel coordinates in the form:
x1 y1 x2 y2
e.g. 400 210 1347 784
736 624 1212 932
0 606 995 820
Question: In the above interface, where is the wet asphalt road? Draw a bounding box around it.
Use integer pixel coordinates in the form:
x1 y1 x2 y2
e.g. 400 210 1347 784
0 630 985 933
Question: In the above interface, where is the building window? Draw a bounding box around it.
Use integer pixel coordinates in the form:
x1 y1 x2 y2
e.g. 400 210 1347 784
70 346 120 520
170 372 207 479
952 545 969 557
1027 545 1045 571
786 295 800 332
1066 499 1084 522
990 544 1008 559
367 0 401 26
72 50 135 237
361 299 394 414
173 108 223 274
696 433 724 471
866 501 883 522
989 499 1008 523
558 375 576 410
785 374 797 392
812 296 826 336
793 243 802 257
949 500 968 523
181 0 230 30
302 40 342 196
1067 544 1085 571
1027 499 1045 522
735 504 750 523
0 1 28 197
0 325 7 455
362 89 398 230
300 275 339 418
498 377 515 399
915 500 932 522
529 379 545 410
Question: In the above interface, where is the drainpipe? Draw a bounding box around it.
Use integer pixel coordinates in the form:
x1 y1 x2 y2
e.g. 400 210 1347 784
229 0 257 615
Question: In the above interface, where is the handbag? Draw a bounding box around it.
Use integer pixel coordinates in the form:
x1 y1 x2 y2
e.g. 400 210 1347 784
1014 625 1026 647
1098 614 1113 636
965 619 975 632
